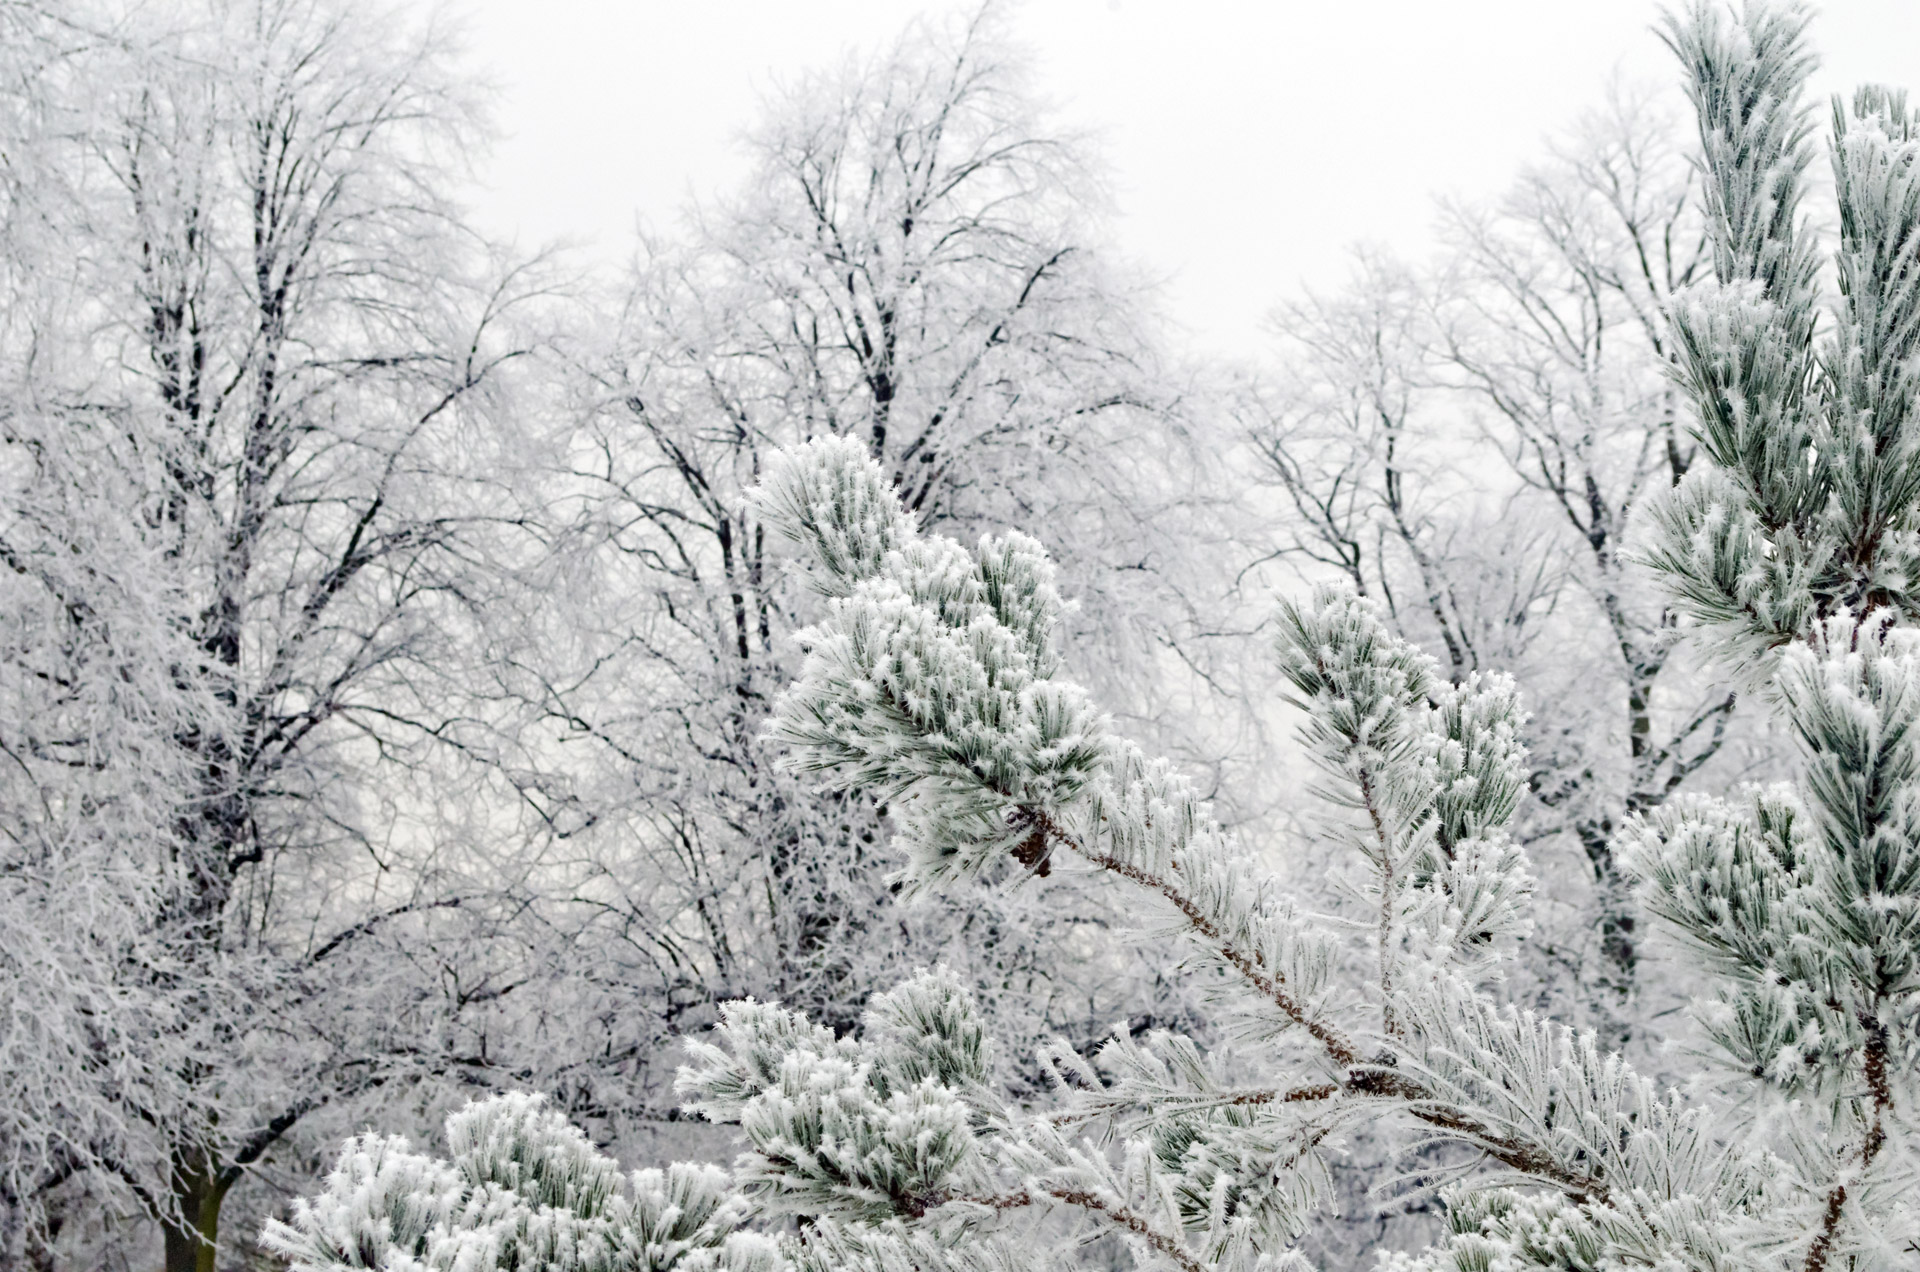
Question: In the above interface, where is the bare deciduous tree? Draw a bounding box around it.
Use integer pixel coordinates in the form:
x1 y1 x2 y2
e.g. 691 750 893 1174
1243 89 1755 1053
0 3 557 1267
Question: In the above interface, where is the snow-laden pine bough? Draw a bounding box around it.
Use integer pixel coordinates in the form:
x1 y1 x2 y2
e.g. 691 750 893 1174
261 3 1918 1268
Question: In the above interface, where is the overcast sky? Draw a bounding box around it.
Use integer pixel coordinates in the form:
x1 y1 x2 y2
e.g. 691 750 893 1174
456 1 1920 359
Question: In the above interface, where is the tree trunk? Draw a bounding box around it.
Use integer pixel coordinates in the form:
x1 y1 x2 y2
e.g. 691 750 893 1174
164 1153 227 1272
1576 819 1636 1052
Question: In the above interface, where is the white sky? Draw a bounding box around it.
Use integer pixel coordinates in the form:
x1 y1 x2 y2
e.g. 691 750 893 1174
456 0 1920 359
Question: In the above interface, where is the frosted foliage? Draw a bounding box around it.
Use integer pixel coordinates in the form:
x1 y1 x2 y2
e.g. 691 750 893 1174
1648 2 1920 668
758 440 1108 887
1275 591 1536 978
261 1093 774 1272
676 970 995 1224
754 437 920 601
1377 1189 1607 1272
0 399 222 1241
1629 2 1920 1266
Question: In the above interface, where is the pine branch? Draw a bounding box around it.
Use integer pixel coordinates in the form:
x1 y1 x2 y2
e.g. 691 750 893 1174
1029 808 1359 1068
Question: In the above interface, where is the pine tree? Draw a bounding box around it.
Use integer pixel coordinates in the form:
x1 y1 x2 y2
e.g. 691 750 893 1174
270 2 1920 1268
